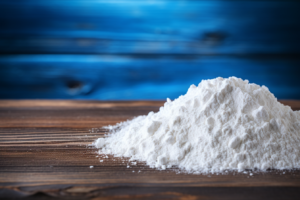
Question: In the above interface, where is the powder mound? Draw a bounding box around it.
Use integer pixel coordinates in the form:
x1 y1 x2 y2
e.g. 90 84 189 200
93 77 300 173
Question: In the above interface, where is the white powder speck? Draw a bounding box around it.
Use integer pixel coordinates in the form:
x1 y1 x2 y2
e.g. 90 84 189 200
100 160 103 162
93 77 300 174
90 166 93 168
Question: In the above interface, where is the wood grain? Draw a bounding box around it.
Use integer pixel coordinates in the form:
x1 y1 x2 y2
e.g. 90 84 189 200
1 1 300 101
1 1 300 54
1 100 300 199
1 55 300 100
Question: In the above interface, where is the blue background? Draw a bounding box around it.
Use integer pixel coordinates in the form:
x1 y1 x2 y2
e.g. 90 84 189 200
0 0 300 100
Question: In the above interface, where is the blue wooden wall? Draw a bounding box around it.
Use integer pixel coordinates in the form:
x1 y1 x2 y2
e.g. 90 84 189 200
0 0 300 99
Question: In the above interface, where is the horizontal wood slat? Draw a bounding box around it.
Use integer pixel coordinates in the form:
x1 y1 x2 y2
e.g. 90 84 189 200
1 55 300 99
0 0 299 54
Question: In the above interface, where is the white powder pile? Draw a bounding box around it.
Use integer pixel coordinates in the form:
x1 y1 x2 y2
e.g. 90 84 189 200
93 77 300 173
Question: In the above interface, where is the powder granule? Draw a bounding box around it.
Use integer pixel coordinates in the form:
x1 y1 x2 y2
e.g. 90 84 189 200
94 77 300 173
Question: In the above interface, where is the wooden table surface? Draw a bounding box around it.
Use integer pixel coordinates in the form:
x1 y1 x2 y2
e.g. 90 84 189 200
1 100 300 200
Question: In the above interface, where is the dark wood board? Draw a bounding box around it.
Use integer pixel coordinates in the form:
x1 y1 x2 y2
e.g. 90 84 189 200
1 100 300 199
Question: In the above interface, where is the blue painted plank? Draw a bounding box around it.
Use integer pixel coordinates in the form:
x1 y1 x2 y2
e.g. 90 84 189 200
0 55 299 100
0 0 299 54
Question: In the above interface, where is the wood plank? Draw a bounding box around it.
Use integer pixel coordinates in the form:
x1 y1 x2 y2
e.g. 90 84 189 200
0 100 164 108
1 55 300 99
0 0 299 54
0 100 298 128
1 100 300 199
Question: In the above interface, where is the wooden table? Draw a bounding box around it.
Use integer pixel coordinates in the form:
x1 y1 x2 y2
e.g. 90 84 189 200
1 100 300 200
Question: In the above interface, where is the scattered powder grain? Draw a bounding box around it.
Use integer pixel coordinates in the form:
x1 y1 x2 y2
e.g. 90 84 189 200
94 77 300 174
